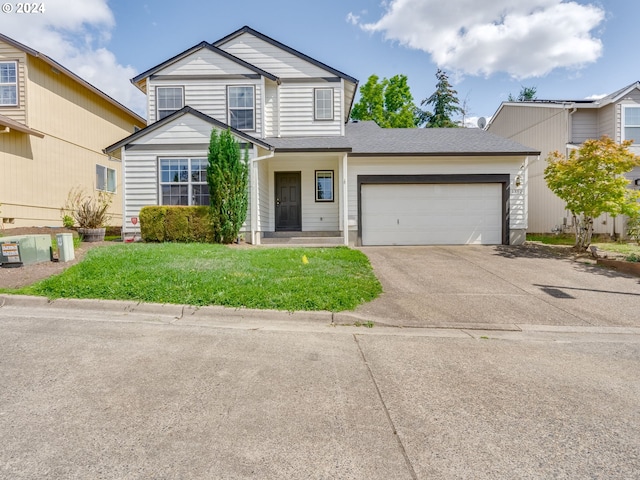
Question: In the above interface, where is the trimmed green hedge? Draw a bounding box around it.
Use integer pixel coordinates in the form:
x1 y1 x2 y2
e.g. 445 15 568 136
139 206 214 243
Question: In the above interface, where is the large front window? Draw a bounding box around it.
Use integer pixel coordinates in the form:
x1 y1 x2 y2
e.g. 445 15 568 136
0 61 17 106
157 87 183 120
623 106 640 145
228 86 255 130
159 158 209 206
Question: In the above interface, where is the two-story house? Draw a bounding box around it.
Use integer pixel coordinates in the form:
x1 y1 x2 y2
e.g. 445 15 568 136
106 26 538 246
487 82 640 236
0 33 145 228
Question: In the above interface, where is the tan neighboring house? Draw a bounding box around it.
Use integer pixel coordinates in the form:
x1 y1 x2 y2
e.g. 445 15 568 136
487 82 640 236
0 33 145 228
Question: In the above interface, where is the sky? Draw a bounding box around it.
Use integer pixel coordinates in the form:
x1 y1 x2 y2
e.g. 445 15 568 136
0 0 637 127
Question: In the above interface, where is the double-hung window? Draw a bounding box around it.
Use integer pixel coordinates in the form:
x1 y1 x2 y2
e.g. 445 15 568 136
157 87 183 120
314 88 334 120
159 158 209 206
315 170 334 202
0 61 18 106
623 106 640 145
96 165 116 193
228 86 255 130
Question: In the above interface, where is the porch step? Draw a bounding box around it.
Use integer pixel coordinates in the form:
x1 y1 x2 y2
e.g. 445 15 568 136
260 231 344 246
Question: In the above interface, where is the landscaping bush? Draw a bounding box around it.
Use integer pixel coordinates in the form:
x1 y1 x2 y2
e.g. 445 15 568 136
139 206 214 243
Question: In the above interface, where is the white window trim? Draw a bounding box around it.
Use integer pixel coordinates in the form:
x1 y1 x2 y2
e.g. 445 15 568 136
156 86 184 121
158 157 209 206
622 105 640 145
315 170 334 202
96 164 116 193
227 85 256 131
314 88 334 121
0 60 18 107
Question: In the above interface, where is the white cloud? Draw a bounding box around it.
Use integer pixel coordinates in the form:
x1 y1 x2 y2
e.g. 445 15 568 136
0 0 145 115
359 0 605 79
346 12 360 25
585 93 607 100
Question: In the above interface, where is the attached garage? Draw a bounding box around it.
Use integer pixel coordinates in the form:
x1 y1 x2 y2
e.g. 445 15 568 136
358 174 510 246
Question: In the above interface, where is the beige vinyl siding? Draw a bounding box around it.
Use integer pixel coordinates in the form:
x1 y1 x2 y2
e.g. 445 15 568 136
218 32 332 78
0 53 143 227
598 104 615 138
279 84 341 136
261 154 340 232
571 109 598 144
0 41 27 124
148 79 262 135
346 156 527 236
264 81 278 137
488 104 568 233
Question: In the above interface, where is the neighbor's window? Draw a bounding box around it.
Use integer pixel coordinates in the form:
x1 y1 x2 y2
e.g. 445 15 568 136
623 106 640 145
96 164 116 193
157 87 184 120
314 88 333 120
159 158 209 206
315 170 334 202
0 61 18 106
228 86 255 130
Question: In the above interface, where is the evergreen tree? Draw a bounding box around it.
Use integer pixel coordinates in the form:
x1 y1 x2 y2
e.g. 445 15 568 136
508 86 537 102
206 128 249 244
420 69 461 128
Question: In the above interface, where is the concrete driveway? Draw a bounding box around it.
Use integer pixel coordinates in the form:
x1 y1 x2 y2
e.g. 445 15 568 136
351 245 640 329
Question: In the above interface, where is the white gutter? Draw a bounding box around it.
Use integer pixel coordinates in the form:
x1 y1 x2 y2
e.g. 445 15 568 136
250 149 276 245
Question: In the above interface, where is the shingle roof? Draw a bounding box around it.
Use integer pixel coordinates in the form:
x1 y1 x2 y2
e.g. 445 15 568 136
263 136 352 152
345 121 540 156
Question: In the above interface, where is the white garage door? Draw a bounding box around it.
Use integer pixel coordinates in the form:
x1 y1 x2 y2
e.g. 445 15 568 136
361 183 503 245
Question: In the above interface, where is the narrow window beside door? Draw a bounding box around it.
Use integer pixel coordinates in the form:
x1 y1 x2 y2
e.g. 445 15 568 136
315 170 334 202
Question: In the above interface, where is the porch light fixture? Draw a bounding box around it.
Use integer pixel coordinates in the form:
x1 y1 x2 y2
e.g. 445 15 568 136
514 175 523 188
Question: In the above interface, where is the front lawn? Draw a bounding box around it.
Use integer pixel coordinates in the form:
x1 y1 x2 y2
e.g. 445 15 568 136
11 243 382 312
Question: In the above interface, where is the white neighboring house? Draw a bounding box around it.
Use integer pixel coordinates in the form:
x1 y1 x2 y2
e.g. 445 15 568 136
106 26 538 246
487 82 640 236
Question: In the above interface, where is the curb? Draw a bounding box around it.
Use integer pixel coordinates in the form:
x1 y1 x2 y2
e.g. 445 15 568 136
2 294 640 336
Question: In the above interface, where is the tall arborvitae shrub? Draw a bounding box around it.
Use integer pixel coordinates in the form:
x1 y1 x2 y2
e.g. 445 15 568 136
206 128 249 243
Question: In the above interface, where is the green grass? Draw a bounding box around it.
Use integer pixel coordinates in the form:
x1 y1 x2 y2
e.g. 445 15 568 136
592 242 640 258
7 243 382 312
526 234 575 245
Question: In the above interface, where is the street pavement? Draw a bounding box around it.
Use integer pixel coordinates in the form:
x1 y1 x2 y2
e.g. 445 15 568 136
0 297 639 479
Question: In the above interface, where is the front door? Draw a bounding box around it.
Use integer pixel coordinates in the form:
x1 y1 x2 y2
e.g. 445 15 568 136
275 172 301 231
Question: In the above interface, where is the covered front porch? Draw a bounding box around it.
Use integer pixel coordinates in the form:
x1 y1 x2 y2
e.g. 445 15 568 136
249 149 350 246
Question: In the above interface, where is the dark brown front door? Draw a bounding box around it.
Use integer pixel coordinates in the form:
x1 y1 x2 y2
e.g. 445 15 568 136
275 172 301 231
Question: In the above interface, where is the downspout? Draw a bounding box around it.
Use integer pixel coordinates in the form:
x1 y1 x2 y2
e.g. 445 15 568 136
342 152 348 246
251 149 276 245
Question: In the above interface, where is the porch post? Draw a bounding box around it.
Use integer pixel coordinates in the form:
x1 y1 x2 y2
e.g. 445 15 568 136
342 153 349 246
250 156 258 245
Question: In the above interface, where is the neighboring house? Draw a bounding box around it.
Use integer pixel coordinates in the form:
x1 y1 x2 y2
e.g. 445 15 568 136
487 82 640 236
106 26 538 246
0 34 145 228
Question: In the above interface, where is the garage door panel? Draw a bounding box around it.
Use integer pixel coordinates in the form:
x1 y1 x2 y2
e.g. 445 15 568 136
362 183 503 246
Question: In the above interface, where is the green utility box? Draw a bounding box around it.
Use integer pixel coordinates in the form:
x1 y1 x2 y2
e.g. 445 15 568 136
0 235 52 266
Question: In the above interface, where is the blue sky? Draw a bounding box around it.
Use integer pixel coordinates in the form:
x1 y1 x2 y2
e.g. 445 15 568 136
1 0 637 126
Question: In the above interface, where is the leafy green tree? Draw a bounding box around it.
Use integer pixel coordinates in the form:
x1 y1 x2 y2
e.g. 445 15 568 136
206 128 249 244
420 69 461 128
351 74 420 128
544 137 640 250
508 86 537 102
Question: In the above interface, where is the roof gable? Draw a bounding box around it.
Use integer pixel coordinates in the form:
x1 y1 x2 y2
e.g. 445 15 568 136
105 106 273 153
213 26 358 83
131 42 278 92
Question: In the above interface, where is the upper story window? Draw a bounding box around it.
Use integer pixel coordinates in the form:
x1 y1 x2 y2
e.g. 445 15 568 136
623 106 640 145
0 61 18 106
314 88 334 121
228 86 255 131
157 87 183 120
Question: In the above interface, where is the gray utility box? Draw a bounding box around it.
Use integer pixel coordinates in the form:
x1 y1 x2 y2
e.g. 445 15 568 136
0 235 52 266
56 233 75 262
